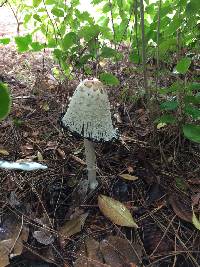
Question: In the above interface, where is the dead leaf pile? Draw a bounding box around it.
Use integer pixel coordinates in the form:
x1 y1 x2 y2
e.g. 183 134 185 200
74 236 143 267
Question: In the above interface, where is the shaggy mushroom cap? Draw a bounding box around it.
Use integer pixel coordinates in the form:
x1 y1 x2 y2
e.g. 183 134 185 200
62 78 117 142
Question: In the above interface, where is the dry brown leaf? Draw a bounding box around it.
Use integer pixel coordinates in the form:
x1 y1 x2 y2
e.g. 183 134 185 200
59 212 88 239
0 214 29 267
0 239 13 267
168 194 192 222
100 236 142 267
119 174 138 181
74 237 104 267
57 148 66 159
98 195 138 228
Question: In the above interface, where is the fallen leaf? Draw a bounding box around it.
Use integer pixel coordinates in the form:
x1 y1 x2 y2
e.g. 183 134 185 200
37 151 43 161
74 237 104 267
100 236 142 267
0 149 9 156
119 174 138 181
98 195 138 228
168 194 192 222
59 212 88 239
192 208 200 231
33 230 54 245
57 148 66 159
0 214 29 267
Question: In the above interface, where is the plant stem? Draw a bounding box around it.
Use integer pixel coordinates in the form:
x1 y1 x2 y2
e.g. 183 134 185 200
84 139 98 190
139 0 149 101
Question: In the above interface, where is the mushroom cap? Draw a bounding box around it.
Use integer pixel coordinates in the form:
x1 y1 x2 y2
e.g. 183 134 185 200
62 78 117 141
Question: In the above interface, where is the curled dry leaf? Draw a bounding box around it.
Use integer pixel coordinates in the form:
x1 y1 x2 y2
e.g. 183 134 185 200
98 195 138 228
119 174 138 181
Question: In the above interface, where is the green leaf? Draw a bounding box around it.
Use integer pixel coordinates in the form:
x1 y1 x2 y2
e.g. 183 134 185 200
175 57 191 74
165 16 182 35
102 2 111 13
186 0 200 15
51 7 64 17
62 32 77 50
0 38 10 45
184 95 200 105
33 0 42 7
187 83 200 92
45 0 56 4
24 14 32 24
15 34 32 52
154 114 177 124
31 42 44 51
0 83 11 121
101 46 117 58
192 209 200 230
184 105 200 119
99 73 120 86
160 100 178 111
33 14 42 22
183 124 200 143
79 25 100 41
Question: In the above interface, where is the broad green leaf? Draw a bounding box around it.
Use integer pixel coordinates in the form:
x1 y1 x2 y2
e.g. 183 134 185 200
159 83 180 94
187 83 200 92
76 54 92 68
184 105 200 119
62 32 77 50
51 7 64 17
24 14 32 25
186 0 200 15
155 114 177 124
0 38 10 45
79 25 100 41
183 124 200 143
160 100 178 111
0 83 11 121
33 14 42 22
192 209 200 231
102 2 111 13
175 57 191 74
101 46 117 58
33 0 42 7
15 34 32 52
31 41 44 51
100 72 120 86
98 195 138 227
184 95 200 105
45 0 56 4
165 16 182 35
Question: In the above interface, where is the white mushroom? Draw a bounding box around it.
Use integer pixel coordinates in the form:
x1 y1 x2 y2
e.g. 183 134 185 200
62 78 117 190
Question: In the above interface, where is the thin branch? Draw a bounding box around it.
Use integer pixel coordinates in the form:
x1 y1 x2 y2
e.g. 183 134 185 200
0 0 8 7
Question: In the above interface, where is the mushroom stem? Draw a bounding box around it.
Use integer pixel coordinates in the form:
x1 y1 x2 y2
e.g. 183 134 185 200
84 138 98 190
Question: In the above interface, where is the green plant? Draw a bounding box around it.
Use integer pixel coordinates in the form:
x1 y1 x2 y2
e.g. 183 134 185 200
155 57 200 143
0 82 11 121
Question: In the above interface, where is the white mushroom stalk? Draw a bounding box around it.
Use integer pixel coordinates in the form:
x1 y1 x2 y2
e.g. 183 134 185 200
62 78 117 190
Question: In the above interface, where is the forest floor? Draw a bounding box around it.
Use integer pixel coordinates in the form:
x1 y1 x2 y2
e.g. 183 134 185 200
0 6 200 267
